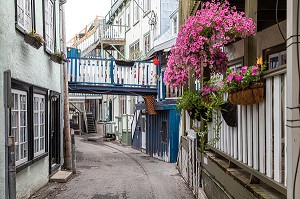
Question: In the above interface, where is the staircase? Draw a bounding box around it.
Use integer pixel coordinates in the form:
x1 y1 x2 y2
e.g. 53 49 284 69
86 112 97 133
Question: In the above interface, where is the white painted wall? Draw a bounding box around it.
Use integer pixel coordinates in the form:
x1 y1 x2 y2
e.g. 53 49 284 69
0 0 62 198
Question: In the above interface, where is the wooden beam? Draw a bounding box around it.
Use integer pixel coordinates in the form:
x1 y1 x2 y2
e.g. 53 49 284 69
244 0 258 66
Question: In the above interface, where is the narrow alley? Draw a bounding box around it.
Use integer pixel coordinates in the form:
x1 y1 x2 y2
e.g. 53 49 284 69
35 134 195 199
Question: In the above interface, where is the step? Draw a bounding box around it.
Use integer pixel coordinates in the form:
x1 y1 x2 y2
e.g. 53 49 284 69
49 170 72 183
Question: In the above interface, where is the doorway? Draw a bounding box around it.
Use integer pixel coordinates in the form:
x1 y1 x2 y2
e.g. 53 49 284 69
49 93 61 174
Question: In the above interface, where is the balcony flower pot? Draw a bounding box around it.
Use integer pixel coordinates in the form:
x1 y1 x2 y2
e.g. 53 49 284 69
50 54 63 64
228 82 264 105
115 60 135 66
24 31 44 49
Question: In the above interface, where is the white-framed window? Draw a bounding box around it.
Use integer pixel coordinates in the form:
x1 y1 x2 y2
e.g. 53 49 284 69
33 94 46 156
144 32 150 53
126 5 131 29
11 89 28 166
44 0 55 52
143 0 150 13
16 0 33 31
129 40 140 59
133 0 140 24
118 13 124 33
172 14 178 36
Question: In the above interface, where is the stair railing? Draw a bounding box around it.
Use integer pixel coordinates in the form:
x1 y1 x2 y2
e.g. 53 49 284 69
83 104 88 133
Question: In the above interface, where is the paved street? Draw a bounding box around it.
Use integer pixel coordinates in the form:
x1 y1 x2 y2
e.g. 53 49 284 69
34 134 195 199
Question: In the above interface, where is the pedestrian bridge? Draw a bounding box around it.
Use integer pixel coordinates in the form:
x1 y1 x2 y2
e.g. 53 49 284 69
67 48 158 96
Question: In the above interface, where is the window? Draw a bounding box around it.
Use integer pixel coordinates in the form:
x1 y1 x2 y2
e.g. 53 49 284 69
12 89 28 166
129 40 140 59
161 121 168 143
11 80 49 171
118 14 123 33
126 6 131 29
33 94 45 156
16 0 34 31
133 0 140 24
229 58 243 71
44 0 55 53
264 43 286 70
172 14 178 36
143 0 150 13
144 33 150 54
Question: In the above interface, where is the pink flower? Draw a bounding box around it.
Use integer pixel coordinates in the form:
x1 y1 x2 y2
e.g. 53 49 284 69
252 66 259 71
235 75 243 82
212 87 217 92
227 74 234 82
252 71 257 76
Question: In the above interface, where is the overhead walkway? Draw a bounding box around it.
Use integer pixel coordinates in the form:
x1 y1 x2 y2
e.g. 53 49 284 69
67 48 158 96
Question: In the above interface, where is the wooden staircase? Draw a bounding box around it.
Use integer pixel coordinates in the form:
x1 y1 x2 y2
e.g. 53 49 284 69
86 112 97 133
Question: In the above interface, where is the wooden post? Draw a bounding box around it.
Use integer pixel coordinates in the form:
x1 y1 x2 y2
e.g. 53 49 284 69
61 4 72 170
244 0 258 66
286 0 300 198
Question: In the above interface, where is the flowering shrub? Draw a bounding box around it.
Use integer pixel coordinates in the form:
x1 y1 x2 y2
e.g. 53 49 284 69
225 65 266 92
28 29 45 44
164 0 256 88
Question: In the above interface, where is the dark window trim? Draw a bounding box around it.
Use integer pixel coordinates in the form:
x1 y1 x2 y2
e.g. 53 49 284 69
263 43 286 70
11 79 50 173
43 0 57 55
15 0 36 35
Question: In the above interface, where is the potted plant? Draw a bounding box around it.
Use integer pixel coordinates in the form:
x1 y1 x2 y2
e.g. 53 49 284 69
50 51 69 64
24 29 45 49
225 65 266 105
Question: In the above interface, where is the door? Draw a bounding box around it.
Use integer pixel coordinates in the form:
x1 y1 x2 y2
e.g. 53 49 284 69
49 95 60 174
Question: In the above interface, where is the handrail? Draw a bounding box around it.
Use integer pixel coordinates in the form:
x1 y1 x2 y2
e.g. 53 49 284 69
83 104 88 133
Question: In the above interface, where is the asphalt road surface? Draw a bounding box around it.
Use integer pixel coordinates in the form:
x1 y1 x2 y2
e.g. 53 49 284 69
36 134 196 199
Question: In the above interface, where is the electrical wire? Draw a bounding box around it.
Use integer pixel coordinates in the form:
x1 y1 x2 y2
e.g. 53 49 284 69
293 0 300 198
276 0 286 43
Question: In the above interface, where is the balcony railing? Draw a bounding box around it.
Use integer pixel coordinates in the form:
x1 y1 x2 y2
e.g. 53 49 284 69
207 66 287 195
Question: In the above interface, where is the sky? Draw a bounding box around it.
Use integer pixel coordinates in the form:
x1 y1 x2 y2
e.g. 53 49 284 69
65 0 111 42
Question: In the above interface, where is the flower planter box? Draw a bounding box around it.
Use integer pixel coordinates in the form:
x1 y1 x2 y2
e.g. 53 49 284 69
228 83 264 105
50 54 63 64
24 34 43 49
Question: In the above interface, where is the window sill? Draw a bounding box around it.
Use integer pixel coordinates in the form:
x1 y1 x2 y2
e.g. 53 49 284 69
15 24 27 36
16 152 48 173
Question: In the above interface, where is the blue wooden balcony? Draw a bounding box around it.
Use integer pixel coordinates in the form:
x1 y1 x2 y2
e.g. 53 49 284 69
67 48 158 96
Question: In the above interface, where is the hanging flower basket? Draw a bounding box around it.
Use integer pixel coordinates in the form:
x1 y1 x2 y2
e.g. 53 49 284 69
24 33 43 49
143 95 157 115
228 82 264 105
50 51 69 64
50 54 63 64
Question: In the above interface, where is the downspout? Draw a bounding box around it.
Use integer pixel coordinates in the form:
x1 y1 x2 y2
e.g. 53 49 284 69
4 70 15 199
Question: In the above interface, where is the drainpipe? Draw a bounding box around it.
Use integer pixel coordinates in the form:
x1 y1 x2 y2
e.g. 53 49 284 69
4 70 16 199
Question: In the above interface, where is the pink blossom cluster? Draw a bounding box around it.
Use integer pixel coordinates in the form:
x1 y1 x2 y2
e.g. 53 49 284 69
200 78 224 97
164 0 256 88
226 65 266 91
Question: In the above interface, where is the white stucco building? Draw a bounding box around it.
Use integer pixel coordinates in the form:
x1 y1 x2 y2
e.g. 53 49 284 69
0 0 65 198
